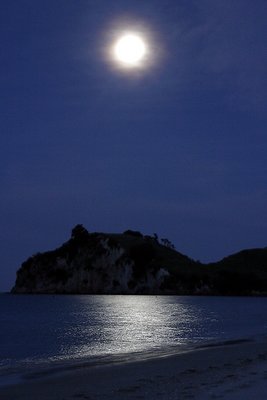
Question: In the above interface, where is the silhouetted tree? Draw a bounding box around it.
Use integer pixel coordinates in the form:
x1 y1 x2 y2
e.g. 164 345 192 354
161 238 175 250
123 230 143 238
153 233 158 242
71 224 89 242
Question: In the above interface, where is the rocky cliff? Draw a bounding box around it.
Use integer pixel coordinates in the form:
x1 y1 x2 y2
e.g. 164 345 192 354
12 225 267 295
12 225 191 294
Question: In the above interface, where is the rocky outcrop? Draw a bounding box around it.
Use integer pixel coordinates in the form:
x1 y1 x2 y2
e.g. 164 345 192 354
11 225 267 295
12 225 174 294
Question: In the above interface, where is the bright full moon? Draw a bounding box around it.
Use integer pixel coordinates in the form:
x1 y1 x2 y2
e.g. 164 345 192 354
113 33 147 67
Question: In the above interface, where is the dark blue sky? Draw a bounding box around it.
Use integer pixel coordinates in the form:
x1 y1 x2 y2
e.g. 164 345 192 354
1 0 267 291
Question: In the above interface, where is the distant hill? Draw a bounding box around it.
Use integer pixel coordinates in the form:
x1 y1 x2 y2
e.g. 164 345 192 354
11 225 267 295
207 248 267 295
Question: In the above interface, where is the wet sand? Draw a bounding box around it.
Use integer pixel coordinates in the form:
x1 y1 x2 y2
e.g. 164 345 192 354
1 338 267 399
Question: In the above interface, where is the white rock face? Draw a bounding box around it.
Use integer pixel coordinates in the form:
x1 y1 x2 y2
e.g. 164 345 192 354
12 228 172 294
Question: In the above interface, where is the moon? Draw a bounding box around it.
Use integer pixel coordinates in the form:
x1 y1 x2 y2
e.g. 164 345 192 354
113 33 147 68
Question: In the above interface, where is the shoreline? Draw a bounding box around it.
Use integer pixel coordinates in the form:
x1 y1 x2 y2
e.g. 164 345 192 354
2 338 267 399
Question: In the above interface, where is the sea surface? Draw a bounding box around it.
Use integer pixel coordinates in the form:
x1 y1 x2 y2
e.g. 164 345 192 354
1 294 267 386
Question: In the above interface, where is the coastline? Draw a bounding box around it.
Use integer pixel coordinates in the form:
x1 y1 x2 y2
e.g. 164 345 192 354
2 338 267 399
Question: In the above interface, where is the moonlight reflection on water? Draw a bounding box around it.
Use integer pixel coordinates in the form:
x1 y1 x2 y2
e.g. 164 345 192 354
57 296 214 359
1 295 267 369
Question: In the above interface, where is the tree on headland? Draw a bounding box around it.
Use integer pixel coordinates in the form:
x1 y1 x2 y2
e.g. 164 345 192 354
153 233 159 242
161 238 175 250
123 230 143 238
71 224 89 241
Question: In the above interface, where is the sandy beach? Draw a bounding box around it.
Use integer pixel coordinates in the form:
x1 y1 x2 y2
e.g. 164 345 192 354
1 339 267 399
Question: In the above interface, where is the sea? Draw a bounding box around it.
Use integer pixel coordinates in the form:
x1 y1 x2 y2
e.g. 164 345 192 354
1 294 267 386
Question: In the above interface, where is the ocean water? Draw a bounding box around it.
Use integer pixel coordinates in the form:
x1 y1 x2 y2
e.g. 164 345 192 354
1 294 267 385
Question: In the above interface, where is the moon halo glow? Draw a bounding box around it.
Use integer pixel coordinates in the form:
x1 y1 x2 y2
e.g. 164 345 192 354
112 33 147 68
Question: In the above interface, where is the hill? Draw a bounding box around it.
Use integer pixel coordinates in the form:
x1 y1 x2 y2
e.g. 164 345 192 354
11 225 267 295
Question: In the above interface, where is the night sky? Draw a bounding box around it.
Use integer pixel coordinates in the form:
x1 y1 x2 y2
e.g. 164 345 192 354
1 0 267 291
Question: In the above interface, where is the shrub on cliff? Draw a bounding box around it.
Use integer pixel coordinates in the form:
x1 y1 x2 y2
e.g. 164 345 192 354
71 224 89 243
123 230 143 238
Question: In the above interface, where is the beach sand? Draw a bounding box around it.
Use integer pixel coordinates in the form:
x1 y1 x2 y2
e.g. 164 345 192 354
1 339 267 399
